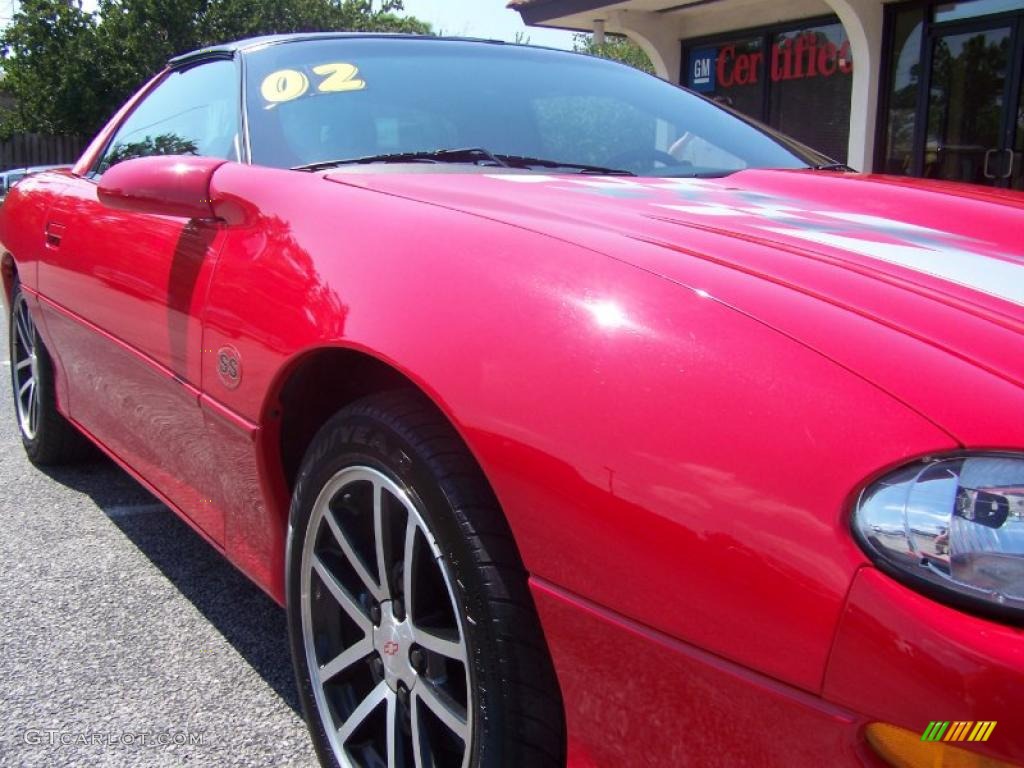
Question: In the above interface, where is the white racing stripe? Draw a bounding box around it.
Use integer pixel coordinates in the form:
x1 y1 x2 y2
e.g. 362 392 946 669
814 210 948 235
658 203 745 217
463 175 1024 308
765 226 1024 308
484 174 557 183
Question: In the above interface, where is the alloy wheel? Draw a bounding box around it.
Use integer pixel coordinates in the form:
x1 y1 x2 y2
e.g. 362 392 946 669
11 293 39 440
300 465 473 768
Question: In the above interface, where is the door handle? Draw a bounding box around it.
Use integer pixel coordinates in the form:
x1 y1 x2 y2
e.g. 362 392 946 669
1002 148 1016 180
983 148 999 179
44 221 66 248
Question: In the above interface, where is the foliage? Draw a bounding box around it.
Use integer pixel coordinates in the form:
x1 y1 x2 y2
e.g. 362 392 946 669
0 0 431 137
0 0 108 136
524 33 655 171
99 133 199 172
573 32 653 74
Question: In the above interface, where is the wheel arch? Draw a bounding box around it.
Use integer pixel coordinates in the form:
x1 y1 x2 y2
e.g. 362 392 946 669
1 251 16 311
260 342 513 548
267 344 411 493
275 346 569 768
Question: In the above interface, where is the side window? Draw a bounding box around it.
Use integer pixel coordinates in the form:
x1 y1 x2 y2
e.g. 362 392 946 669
96 59 240 174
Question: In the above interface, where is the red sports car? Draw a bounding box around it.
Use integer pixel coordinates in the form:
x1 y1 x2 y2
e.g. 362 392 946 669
3 33 1023 768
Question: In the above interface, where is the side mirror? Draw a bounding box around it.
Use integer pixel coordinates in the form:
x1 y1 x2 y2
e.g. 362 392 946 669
97 155 228 220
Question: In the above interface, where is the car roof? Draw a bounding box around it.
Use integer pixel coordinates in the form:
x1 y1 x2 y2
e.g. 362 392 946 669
168 32 556 69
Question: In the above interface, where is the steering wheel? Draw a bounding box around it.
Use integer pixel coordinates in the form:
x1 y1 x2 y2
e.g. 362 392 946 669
608 148 691 174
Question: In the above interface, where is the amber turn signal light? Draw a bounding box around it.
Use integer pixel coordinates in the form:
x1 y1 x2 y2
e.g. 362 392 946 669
866 723 1016 768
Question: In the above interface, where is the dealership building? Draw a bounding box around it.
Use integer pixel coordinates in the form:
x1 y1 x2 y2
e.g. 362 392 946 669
512 0 1024 189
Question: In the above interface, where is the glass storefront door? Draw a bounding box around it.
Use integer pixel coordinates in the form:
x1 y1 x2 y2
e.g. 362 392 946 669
879 2 1024 188
924 24 1013 185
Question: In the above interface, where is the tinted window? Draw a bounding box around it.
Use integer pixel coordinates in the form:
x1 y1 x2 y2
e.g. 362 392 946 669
880 6 925 175
245 39 823 177
1014 60 1023 191
925 27 1011 185
97 60 240 173
768 23 852 163
935 0 1023 23
684 21 853 162
685 36 765 119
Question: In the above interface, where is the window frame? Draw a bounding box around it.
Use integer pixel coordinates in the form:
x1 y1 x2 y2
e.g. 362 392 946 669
88 53 246 179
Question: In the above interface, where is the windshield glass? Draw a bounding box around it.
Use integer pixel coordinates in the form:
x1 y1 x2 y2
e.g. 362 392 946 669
244 38 828 177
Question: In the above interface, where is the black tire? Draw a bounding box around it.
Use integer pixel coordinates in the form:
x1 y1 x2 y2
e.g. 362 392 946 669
286 389 565 768
8 277 92 466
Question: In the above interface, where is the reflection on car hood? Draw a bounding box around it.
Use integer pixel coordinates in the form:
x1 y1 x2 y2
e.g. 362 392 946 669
328 168 1024 312
325 168 1024 411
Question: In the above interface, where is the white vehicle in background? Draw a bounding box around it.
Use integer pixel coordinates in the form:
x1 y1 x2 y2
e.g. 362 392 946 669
0 165 70 201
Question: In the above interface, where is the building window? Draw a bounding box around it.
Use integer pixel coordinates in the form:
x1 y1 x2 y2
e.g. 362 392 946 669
879 5 926 175
682 18 853 162
686 36 764 119
768 24 852 163
934 0 1024 23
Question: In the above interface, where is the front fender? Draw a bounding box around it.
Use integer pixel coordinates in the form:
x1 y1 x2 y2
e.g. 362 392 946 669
202 162 956 694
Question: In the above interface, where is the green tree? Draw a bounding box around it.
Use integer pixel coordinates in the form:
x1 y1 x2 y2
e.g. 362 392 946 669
99 132 199 172
573 32 653 74
0 0 109 135
0 0 431 137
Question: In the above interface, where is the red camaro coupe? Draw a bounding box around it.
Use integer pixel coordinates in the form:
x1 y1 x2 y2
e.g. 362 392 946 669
3 33 1023 768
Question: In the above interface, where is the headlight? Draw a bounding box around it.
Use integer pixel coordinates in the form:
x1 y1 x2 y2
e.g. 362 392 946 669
853 454 1024 621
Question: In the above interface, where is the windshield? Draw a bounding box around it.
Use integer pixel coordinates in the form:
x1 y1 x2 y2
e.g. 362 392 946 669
244 38 829 177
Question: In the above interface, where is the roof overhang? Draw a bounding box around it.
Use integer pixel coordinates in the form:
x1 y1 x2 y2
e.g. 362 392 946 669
511 0 837 40
513 0 625 27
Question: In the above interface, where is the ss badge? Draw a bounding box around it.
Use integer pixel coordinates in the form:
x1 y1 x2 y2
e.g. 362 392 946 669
216 345 242 390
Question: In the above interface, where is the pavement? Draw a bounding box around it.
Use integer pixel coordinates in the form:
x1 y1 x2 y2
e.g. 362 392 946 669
0 310 318 767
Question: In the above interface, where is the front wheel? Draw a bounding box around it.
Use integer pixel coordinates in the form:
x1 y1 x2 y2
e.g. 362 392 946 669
286 390 565 768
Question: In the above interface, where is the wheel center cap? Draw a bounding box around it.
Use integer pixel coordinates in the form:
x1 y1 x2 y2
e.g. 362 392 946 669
374 602 416 692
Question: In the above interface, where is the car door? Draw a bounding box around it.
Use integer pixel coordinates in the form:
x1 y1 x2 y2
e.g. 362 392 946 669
36 58 242 543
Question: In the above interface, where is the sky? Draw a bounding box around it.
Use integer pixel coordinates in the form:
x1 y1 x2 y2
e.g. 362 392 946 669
401 0 575 49
0 0 17 28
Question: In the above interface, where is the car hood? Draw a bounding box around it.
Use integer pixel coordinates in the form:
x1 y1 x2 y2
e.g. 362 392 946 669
326 168 1024 443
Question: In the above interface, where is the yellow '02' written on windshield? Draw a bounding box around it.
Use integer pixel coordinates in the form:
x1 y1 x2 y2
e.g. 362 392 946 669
260 63 366 105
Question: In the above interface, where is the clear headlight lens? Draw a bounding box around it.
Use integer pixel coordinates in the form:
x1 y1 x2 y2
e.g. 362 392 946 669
853 454 1024 619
